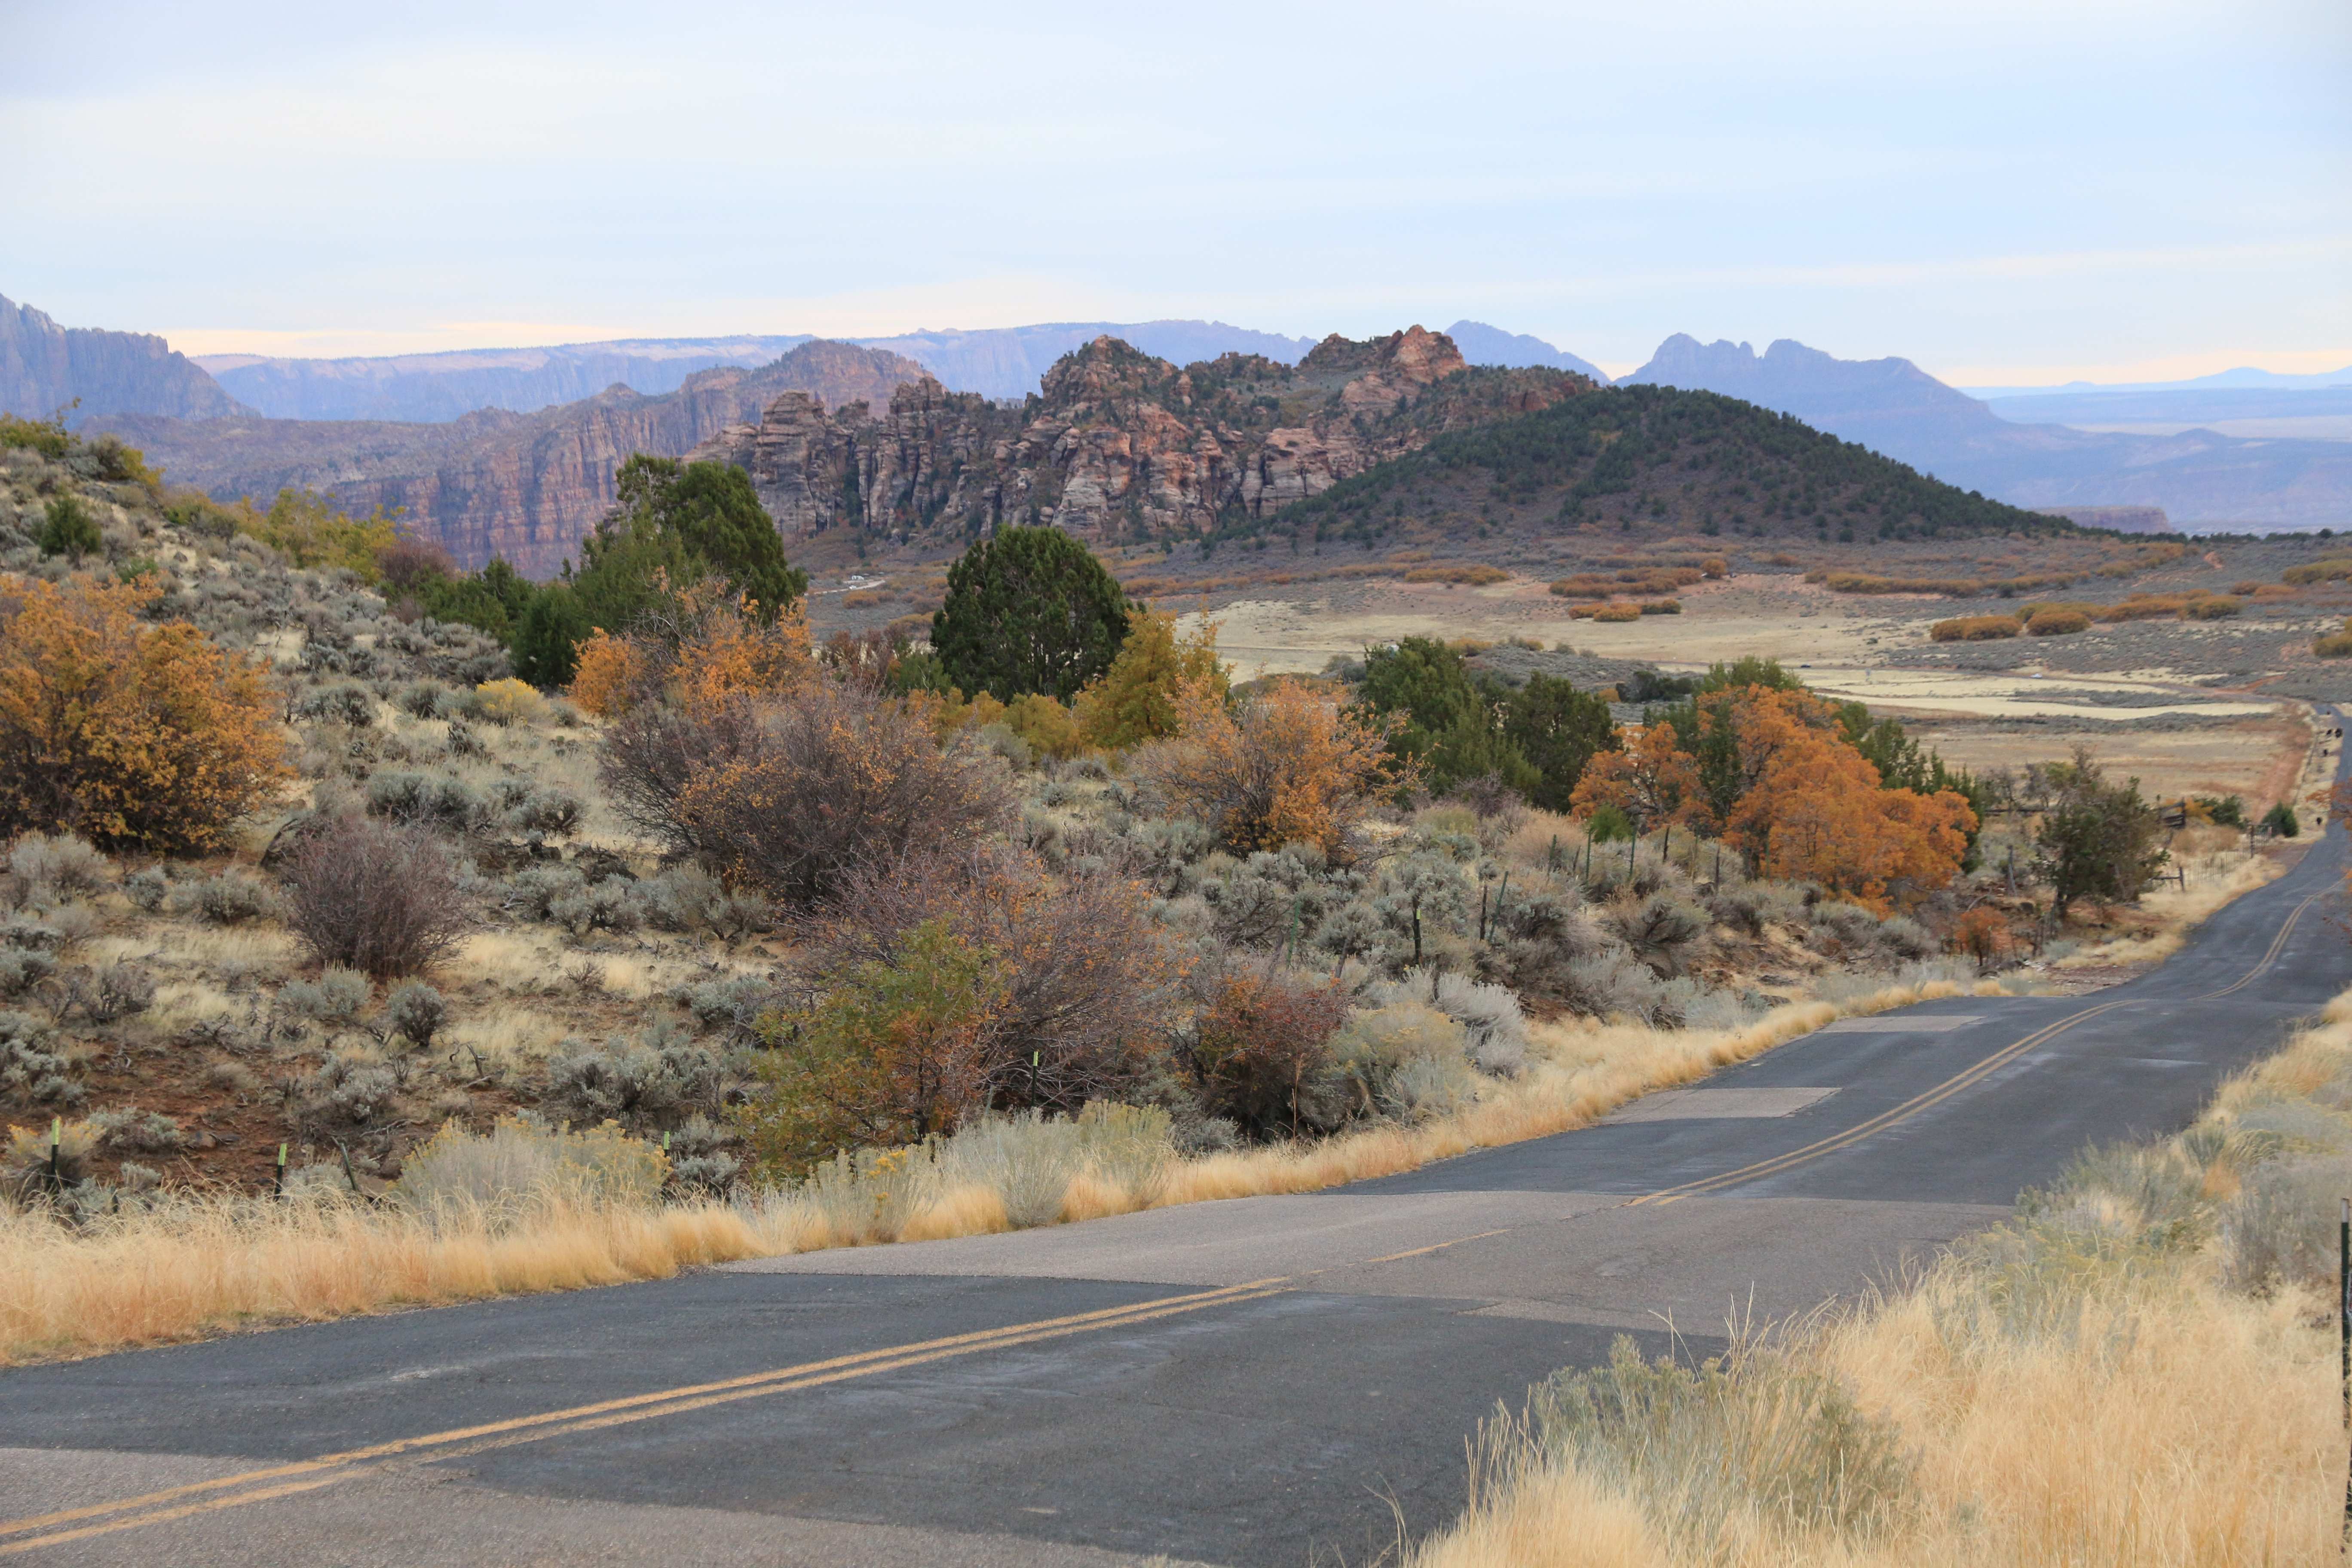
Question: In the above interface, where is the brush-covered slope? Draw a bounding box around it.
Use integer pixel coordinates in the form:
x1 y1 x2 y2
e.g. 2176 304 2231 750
1268 383 2076 548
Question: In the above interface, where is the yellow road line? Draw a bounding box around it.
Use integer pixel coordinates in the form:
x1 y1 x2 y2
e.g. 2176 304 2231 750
0 1278 1288 1550
1357 1228 1514 1265
1634 885 2329 1206
1630 1000 2128 1205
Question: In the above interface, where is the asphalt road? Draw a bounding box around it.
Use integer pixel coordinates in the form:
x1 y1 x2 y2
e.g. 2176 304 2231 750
5 749 2346 1567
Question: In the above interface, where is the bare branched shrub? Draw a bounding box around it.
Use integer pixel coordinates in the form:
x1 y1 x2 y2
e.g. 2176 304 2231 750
617 680 1009 906
1605 893 1709 977
808 844 1179 1113
1176 964 1354 1139
67 961 156 1023
281 818 473 978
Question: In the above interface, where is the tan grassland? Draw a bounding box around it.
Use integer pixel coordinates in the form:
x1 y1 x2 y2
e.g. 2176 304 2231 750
1908 714 2309 810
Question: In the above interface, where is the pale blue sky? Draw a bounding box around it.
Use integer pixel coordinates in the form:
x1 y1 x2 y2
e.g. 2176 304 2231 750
4 0 2346 383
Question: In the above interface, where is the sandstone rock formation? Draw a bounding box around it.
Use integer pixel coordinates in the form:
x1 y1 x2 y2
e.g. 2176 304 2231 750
690 325 1583 546
0 294 247 423
96 342 933 576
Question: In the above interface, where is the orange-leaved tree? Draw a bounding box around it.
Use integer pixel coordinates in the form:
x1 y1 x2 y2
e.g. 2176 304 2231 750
1136 677 1405 856
1724 717 1975 906
1568 723 1711 834
0 573 290 852
567 579 810 719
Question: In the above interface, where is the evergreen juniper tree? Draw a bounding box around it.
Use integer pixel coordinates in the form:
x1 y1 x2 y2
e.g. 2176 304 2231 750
931 526 1131 702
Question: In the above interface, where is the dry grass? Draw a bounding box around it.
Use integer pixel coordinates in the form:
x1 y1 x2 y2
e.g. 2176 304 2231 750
1418 1270 2337 1568
0 1192 778 1365
439 1005 573 1074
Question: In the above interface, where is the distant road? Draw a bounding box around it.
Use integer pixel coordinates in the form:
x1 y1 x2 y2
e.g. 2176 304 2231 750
5 738 2345 1567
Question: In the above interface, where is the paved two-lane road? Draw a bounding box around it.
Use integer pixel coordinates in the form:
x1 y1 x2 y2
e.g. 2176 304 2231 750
5 742 2346 1566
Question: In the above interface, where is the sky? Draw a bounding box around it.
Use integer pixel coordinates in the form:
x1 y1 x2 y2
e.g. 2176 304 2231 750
3 0 2347 385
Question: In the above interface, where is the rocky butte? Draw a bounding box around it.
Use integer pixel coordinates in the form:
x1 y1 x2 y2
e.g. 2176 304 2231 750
688 325 1585 548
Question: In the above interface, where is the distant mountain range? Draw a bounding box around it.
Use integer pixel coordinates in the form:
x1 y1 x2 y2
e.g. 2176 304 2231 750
1441 322 1611 383
12 288 2346 533
102 342 932 575
198 336 814 422
1965 364 2352 396
195 321 1319 419
1621 336 2351 530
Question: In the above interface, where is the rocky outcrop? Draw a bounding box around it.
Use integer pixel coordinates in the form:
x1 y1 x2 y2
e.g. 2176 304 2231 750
690 325 1585 545
0 294 247 423
94 341 933 575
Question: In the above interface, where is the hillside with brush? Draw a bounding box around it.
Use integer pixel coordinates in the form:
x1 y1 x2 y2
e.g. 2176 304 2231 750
1266 383 2073 551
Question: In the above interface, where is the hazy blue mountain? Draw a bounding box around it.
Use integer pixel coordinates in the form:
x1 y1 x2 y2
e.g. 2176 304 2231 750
1965 365 2352 397
196 319 1321 417
1623 334 2351 530
200 336 814 422
1442 320 1610 383
1 294 247 424
1984 386 2352 432
850 320 1317 400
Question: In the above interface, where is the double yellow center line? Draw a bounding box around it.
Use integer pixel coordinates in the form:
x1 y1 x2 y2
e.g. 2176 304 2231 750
0 1278 1289 1556
1632 887 2325 1205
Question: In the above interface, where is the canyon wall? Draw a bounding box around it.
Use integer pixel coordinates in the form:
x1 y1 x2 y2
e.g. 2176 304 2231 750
0 294 247 423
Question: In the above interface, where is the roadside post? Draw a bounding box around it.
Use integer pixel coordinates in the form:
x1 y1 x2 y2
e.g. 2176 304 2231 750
2340 1197 2349 1532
